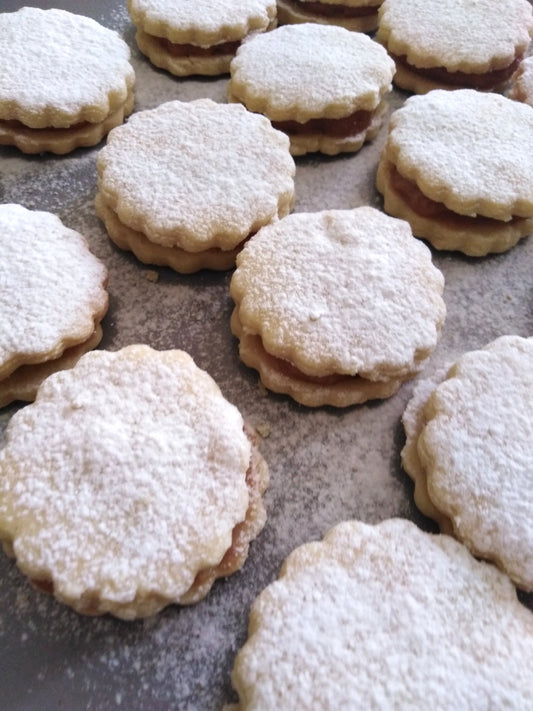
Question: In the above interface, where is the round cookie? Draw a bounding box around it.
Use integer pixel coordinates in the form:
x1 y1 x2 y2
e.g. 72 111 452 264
376 89 533 256
228 23 395 156
230 207 445 407
376 0 533 94
509 55 533 107
0 346 269 619
0 7 135 155
401 335 533 591
95 99 295 273
127 0 277 77
0 204 108 408
276 0 383 33
226 518 533 710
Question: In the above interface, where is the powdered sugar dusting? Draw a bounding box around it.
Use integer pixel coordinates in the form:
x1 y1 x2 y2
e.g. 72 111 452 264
0 346 250 617
0 7 134 127
230 519 533 709
0 204 108 375
229 24 395 121
419 335 533 589
127 0 276 44
97 99 295 250
231 207 445 378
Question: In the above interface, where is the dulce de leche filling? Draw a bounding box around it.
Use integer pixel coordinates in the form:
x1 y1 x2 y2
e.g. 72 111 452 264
285 0 379 19
156 36 241 58
389 164 519 227
272 108 373 139
392 52 523 91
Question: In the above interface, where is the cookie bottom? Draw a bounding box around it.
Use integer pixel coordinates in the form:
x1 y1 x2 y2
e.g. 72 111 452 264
95 193 243 273
231 309 402 407
376 158 533 256
0 91 134 155
0 325 103 408
276 0 380 33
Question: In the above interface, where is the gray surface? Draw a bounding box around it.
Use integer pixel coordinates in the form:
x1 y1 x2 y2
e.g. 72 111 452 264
0 3 532 710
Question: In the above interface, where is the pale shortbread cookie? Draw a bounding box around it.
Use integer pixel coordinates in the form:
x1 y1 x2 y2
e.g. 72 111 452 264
96 99 295 273
509 55 533 107
276 0 383 33
226 518 533 710
0 346 269 619
376 89 533 256
0 204 108 408
127 0 276 77
376 0 533 94
0 7 134 155
230 207 445 407
402 335 533 591
229 24 395 156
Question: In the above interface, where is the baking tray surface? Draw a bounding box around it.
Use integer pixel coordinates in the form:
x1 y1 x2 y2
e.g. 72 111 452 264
0 2 532 709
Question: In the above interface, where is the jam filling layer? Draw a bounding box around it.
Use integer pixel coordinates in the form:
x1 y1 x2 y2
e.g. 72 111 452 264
389 163 519 227
392 53 522 90
156 36 240 57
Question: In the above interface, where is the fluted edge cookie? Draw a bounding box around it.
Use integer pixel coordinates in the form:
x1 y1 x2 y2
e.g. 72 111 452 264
96 99 295 272
127 0 277 77
376 0 533 94
226 518 533 710
0 346 269 619
230 207 445 407
229 23 395 156
377 89 533 255
402 335 533 590
0 204 108 408
0 7 135 154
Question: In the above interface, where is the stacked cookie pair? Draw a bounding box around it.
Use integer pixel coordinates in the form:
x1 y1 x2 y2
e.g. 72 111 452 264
0 7 135 155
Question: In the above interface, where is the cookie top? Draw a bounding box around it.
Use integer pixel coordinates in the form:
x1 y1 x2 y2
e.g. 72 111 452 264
416 335 533 590
0 204 108 380
229 23 395 122
0 7 134 129
230 207 445 380
127 0 276 45
96 99 295 252
509 55 533 106
229 518 533 710
376 0 533 73
0 346 253 618
383 89 533 221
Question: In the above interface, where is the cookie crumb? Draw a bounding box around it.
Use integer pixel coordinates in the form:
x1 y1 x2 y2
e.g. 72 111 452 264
144 269 159 283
